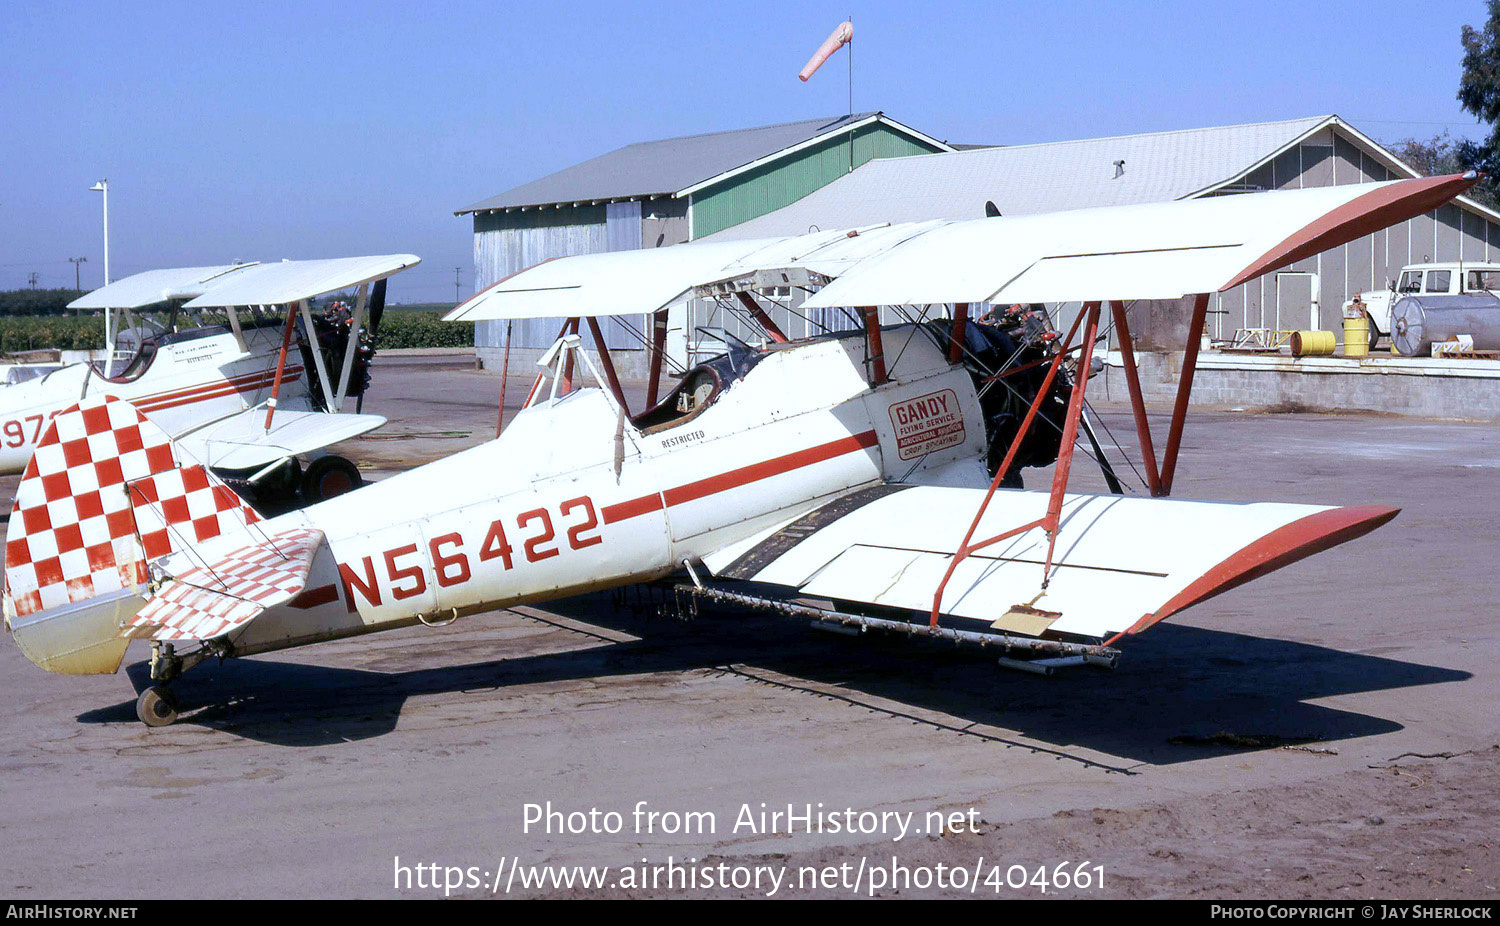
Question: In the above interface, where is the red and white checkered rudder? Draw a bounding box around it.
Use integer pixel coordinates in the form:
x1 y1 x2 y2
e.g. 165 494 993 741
3 395 260 674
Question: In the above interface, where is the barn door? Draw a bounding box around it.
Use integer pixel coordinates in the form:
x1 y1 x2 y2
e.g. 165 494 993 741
1275 271 1320 331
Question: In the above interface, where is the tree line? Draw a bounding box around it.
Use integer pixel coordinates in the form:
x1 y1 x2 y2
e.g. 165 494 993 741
0 289 95 316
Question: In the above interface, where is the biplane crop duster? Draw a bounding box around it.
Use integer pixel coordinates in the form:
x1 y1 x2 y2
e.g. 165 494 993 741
0 255 420 502
3 174 1475 724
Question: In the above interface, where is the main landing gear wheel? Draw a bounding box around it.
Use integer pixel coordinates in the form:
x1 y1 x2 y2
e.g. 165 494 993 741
302 455 361 504
136 686 179 727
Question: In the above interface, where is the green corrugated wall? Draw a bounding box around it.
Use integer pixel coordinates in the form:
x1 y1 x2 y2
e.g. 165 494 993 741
690 123 943 238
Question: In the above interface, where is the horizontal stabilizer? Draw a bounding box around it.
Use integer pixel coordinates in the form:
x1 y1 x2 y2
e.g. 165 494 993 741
126 526 323 641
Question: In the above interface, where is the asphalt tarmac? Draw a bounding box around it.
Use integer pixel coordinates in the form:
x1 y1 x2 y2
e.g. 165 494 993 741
1 352 1496 899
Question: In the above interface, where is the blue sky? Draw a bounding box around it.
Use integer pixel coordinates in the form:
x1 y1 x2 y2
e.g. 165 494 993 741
1 0 1491 302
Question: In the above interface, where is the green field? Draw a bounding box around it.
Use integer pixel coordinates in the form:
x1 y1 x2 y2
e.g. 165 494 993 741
375 307 474 349
0 308 471 354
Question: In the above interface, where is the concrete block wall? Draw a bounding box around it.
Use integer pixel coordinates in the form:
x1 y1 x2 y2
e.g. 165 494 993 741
1101 351 1500 421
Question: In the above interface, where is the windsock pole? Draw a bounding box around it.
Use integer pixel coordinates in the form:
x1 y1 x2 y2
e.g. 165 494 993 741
798 19 856 171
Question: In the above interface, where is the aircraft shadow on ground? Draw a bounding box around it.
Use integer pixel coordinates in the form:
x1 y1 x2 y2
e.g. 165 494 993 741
79 592 1468 765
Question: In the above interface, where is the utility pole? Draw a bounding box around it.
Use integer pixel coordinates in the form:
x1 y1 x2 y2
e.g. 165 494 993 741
89 179 110 285
454 266 462 304
69 257 87 292
27 272 39 289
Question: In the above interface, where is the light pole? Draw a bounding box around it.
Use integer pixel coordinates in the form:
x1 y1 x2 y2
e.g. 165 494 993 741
89 179 109 285
69 256 87 293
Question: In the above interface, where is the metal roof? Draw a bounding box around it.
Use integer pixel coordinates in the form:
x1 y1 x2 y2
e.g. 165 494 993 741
706 115 1460 239
455 113 949 215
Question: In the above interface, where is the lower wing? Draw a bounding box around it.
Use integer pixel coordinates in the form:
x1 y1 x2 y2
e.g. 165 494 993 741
172 406 385 471
704 485 1396 641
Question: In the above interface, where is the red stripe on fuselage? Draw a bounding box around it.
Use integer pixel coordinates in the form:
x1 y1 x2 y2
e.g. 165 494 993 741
135 365 297 406
600 429 879 525
132 367 303 414
289 583 340 609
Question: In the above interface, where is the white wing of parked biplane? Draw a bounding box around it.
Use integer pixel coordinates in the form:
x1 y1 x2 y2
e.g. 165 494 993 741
443 239 788 321
803 176 1470 307
67 263 261 309
171 405 387 471
703 485 1395 640
67 255 422 312
447 174 1474 320
444 223 950 322
58 255 421 476
181 254 421 309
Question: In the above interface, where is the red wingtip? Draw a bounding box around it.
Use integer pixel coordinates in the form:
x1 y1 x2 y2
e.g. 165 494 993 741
1223 173 1480 292
1119 504 1401 638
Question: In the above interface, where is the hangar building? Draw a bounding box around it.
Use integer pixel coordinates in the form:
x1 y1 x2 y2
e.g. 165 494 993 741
458 114 1500 416
455 112 953 372
713 114 1500 347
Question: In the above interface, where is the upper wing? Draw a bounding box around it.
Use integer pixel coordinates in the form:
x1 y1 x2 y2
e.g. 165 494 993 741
68 254 421 311
805 173 1475 308
704 485 1397 640
172 406 386 470
443 237 804 322
124 525 324 642
67 264 260 310
182 254 421 308
441 174 1474 322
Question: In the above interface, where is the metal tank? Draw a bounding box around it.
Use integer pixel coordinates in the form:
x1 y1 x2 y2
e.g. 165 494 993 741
1389 292 1500 356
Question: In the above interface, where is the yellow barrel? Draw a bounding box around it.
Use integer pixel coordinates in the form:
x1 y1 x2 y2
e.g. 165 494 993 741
1290 330 1336 357
1342 313 1370 357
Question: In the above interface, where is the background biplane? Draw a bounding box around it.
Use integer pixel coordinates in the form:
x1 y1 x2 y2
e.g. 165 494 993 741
0 255 420 503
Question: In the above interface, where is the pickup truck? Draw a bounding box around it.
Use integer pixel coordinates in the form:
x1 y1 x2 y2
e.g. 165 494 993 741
1349 261 1500 348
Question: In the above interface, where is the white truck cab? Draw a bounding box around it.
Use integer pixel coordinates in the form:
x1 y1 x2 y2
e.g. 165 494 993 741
1352 262 1500 347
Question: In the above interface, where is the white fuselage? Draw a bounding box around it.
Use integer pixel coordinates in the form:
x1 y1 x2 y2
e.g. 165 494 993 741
228 327 990 656
0 325 307 475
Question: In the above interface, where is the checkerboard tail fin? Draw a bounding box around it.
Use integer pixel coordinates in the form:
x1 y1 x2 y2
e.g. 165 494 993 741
3 395 261 674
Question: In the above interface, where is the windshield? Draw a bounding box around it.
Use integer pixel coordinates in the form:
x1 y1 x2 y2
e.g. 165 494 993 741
92 317 170 383
114 318 168 357
1467 269 1500 291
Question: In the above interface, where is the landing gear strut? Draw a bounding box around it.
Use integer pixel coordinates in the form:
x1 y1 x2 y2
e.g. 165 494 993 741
136 641 207 728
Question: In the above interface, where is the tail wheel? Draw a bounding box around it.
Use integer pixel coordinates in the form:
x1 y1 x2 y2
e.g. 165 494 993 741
302 455 361 504
136 686 178 727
